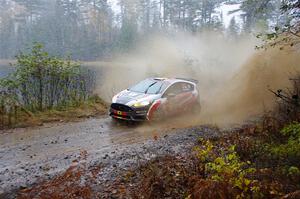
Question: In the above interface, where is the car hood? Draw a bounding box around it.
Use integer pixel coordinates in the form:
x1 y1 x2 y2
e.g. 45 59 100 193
113 90 160 106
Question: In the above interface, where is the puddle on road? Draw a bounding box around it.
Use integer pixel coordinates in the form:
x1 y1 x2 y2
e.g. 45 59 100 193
0 114 199 169
0 112 199 146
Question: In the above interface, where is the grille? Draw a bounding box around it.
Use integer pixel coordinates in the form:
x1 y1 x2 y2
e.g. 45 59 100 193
135 110 148 115
111 113 131 120
111 103 133 112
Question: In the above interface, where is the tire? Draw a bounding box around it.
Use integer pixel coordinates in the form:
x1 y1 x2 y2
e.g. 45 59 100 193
111 117 135 126
111 117 121 125
192 101 201 114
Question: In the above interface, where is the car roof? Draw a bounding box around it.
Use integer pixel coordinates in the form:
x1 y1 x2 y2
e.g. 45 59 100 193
151 77 198 85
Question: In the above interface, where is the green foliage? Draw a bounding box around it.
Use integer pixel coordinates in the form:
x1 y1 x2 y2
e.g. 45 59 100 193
0 43 96 128
288 166 300 176
280 122 300 138
13 43 95 110
194 138 214 162
266 122 300 166
194 139 260 198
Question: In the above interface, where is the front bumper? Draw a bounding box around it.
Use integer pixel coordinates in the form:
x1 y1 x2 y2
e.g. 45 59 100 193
109 103 150 121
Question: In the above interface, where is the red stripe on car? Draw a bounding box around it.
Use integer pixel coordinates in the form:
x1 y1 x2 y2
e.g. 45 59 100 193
147 101 161 120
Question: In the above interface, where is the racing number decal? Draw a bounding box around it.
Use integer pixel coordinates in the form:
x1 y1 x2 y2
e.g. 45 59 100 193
113 110 127 116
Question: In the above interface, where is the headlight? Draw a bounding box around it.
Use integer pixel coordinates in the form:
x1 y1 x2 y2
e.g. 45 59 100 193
132 101 150 107
112 95 118 103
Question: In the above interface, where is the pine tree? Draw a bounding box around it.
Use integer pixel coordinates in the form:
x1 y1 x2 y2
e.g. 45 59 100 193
227 16 239 39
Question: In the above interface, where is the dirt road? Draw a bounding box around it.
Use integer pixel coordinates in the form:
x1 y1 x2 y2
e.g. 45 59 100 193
0 116 218 198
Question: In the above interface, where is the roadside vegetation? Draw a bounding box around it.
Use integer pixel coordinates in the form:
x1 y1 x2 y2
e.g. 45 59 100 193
0 43 107 129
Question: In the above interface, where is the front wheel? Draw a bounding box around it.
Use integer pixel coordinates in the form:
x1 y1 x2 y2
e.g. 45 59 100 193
149 108 165 121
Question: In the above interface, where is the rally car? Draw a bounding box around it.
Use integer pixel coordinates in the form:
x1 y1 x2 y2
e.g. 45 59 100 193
109 77 200 121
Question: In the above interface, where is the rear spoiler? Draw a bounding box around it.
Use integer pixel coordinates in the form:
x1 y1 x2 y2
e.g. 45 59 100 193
176 78 199 84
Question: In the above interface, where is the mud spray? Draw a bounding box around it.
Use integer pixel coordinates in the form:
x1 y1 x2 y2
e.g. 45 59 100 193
96 32 300 127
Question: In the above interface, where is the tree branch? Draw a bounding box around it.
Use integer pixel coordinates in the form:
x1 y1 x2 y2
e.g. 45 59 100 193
289 30 300 38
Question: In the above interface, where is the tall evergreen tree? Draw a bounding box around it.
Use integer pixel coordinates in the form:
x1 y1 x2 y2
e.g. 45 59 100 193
227 16 239 38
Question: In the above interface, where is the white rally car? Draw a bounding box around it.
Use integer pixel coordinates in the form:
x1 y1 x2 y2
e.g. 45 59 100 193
109 77 200 121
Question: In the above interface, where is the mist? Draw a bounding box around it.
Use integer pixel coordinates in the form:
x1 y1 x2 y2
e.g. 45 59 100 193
98 32 256 98
96 32 300 126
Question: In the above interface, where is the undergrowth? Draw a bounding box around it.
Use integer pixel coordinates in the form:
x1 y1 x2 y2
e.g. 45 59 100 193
0 95 107 129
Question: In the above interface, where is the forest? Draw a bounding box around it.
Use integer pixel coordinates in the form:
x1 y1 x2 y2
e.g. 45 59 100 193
0 0 287 60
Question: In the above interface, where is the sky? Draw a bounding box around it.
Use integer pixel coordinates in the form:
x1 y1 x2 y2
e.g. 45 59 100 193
216 2 244 28
108 0 119 12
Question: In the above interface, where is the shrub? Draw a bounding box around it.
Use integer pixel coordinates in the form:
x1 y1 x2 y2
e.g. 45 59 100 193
266 122 300 166
288 166 300 176
270 77 300 125
281 122 300 138
194 140 261 199
0 43 96 127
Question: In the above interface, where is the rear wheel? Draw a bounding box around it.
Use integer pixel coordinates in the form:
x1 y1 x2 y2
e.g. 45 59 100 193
192 101 201 114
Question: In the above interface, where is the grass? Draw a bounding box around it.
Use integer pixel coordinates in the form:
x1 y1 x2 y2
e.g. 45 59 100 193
1 96 108 129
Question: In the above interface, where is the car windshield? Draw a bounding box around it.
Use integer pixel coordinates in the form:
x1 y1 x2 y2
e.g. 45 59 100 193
129 79 166 94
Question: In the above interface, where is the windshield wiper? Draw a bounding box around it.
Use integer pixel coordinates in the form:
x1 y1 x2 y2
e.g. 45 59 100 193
145 82 157 94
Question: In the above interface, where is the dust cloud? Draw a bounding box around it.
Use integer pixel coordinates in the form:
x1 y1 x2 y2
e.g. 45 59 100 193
202 48 300 126
96 32 300 127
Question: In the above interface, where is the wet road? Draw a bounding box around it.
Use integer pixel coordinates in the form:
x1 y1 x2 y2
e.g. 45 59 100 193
0 116 202 195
